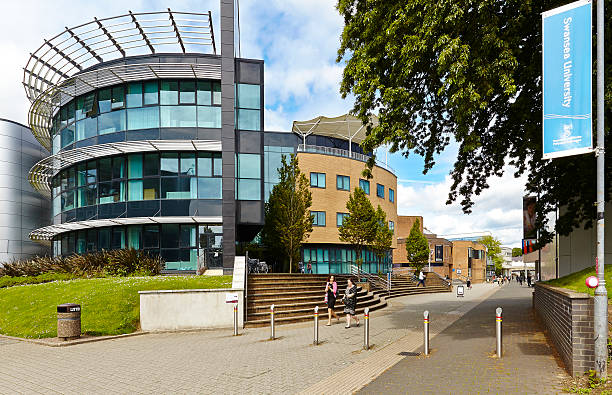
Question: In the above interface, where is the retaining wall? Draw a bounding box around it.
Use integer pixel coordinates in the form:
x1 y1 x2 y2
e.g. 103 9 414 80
533 283 594 376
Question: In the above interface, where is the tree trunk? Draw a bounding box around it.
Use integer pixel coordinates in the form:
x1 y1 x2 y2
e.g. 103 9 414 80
289 254 292 274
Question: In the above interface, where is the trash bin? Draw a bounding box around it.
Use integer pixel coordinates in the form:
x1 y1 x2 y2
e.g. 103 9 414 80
57 303 81 340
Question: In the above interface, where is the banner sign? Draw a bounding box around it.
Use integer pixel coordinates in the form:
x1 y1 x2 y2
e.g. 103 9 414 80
523 196 537 239
522 239 537 255
542 0 592 159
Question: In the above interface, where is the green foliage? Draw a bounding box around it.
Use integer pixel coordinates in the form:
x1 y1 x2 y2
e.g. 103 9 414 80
478 235 503 275
339 187 377 267
405 218 429 271
336 0 612 245
512 247 523 257
0 249 162 278
372 206 394 272
0 276 231 338
261 154 313 273
0 273 78 288
546 265 612 298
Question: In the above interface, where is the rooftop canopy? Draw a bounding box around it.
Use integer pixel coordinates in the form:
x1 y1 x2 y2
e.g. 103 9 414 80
291 113 378 147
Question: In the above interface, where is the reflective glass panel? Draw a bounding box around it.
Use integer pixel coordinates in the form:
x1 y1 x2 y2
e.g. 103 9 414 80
78 185 97 207
198 178 222 199
180 153 196 176
197 81 211 105
98 110 126 135
160 106 196 127
128 180 143 201
160 81 178 105
179 81 195 104
197 153 212 177
128 154 143 179
237 154 261 179
77 164 86 187
76 117 97 141
161 224 179 248
197 106 221 128
212 82 221 105
127 226 141 249
144 81 159 105
111 86 125 110
112 228 125 249
237 179 260 200
160 153 179 176
98 228 111 250
98 158 112 182
143 153 159 176
237 109 260 131
143 225 159 248
61 127 74 148
237 84 261 109
180 225 197 248
112 157 125 179
98 181 125 203
75 97 85 121
142 178 159 200
213 154 222 176
126 83 143 108
98 88 111 113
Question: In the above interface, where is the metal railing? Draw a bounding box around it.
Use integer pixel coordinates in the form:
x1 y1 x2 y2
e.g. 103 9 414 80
297 144 395 173
350 264 390 292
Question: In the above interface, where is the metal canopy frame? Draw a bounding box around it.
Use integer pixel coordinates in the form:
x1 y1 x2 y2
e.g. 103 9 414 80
30 215 222 242
23 10 217 104
28 139 222 197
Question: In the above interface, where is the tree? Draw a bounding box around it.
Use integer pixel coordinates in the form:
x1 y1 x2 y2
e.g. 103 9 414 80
478 236 503 276
512 247 523 257
339 187 377 269
405 218 429 271
371 206 393 274
261 154 313 273
336 0 612 244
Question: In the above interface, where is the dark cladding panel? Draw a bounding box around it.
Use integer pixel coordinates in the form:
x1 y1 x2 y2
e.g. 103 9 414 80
236 61 263 84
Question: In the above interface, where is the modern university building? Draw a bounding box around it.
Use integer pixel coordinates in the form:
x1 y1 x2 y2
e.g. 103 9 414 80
15 1 398 275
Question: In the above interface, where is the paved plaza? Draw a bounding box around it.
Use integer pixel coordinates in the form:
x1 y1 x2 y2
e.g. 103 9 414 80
0 282 568 394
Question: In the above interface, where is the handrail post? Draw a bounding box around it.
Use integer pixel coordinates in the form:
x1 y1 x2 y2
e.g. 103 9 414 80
233 303 238 336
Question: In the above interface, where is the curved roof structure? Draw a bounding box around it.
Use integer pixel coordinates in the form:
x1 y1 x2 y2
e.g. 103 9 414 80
30 216 222 242
28 139 222 197
291 113 378 145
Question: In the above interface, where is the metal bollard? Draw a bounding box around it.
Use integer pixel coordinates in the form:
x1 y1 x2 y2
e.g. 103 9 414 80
423 310 430 355
313 305 319 345
496 307 503 358
363 307 370 350
270 304 275 340
233 304 239 336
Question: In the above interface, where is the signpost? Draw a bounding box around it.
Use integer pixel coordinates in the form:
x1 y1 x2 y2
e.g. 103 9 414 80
542 0 606 377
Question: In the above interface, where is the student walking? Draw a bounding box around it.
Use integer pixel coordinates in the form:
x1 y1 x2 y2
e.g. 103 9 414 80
343 277 360 328
325 275 339 326
527 274 532 287
417 269 426 287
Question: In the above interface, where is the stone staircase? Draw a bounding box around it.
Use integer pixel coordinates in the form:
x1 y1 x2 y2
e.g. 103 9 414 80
372 273 452 299
245 274 387 327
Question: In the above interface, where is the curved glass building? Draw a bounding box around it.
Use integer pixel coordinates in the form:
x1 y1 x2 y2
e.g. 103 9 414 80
25 3 397 274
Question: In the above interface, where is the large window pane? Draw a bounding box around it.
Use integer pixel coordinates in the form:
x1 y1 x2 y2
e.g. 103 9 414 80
76 117 97 141
237 153 261 179
180 153 196 176
179 81 195 104
160 106 196 127
197 106 221 128
144 153 159 176
213 154 222 176
126 83 143 108
161 177 192 199
161 224 179 248
237 109 260 131
98 158 112 182
112 228 125 249
128 154 143 179
144 81 159 105
98 88 111 113
237 179 260 200
112 157 125 179
128 180 143 201
99 181 125 203
237 84 261 109
212 82 221 105
61 190 75 211
180 225 197 248
77 164 86 187
160 153 179 176
197 153 212 177
98 228 111 250
127 226 141 249
75 96 85 121
143 225 159 248
197 81 211 105
78 185 97 207
198 177 222 199
160 81 178 105
86 161 97 184
127 107 159 130
67 101 75 125
61 126 74 148
143 178 159 200
111 86 125 110
98 110 126 134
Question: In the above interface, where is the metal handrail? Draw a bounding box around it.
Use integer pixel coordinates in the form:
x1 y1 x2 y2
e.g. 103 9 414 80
349 264 390 292
297 144 395 174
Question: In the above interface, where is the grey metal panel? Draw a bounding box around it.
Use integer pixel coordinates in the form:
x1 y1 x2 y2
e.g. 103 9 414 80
238 201 263 224
237 131 262 154
0 227 23 240
0 147 25 165
236 60 263 84
0 200 22 214
7 240 22 254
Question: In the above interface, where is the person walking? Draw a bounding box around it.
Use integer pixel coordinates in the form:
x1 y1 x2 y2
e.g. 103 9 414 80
466 277 472 290
518 275 523 286
343 277 360 328
325 275 339 326
527 274 532 287
307 262 313 274
417 269 426 287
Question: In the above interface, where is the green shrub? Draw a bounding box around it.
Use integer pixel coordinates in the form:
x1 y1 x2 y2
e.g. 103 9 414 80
0 249 163 278
0 273 78 288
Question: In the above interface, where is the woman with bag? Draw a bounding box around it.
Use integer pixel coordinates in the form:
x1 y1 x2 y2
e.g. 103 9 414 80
343 277 360 328
324 275 339 326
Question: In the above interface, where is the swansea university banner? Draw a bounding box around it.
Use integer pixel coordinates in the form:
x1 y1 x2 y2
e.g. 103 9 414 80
542 0 592 159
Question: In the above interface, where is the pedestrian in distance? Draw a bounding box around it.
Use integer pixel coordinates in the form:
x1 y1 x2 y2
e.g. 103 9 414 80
466 277 472 290
325 275 339 326
343 277 360 328
527 274 532 287
307 262 313 274
417 269 426 287
518 276 523 286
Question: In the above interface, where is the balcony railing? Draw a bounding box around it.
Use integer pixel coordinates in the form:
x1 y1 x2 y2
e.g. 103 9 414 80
297 144 395 173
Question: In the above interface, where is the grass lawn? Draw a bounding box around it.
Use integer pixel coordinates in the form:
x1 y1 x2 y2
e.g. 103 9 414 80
545 264 612 298
0 275 231 339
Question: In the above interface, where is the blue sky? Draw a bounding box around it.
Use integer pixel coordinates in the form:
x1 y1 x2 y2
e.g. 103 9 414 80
0 0 526 246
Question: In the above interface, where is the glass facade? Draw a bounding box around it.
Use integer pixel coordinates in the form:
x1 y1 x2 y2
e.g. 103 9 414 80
51 79 223 154
236 153 262 200
263 145 295 201
51 152 222 216
236 83 261 131
53 224 223 271
302 245 392 274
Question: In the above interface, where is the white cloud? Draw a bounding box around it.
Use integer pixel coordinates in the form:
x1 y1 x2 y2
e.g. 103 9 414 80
397 167 527 247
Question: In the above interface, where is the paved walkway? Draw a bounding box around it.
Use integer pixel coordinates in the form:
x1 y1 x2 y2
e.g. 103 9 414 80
0 282 567 394
359 282 568 394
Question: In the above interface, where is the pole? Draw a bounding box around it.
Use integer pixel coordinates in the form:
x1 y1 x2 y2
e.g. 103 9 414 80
313 306 319 345
496 307 502 358
423 310 430 356
363 307 370 350
594 0 607 378
233 304 238 336
270 304 275 340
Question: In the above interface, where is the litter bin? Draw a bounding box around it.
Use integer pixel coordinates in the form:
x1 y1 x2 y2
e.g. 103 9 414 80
57 303 81 340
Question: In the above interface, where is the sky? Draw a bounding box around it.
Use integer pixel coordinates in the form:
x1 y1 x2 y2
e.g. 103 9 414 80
0 0 527 247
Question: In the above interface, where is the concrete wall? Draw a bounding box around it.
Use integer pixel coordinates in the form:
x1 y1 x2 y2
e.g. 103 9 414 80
533 283 594 376
0 119 50 263
139 288 244 331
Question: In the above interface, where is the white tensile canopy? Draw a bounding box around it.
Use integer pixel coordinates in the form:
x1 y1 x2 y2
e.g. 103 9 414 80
291 114 379 156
